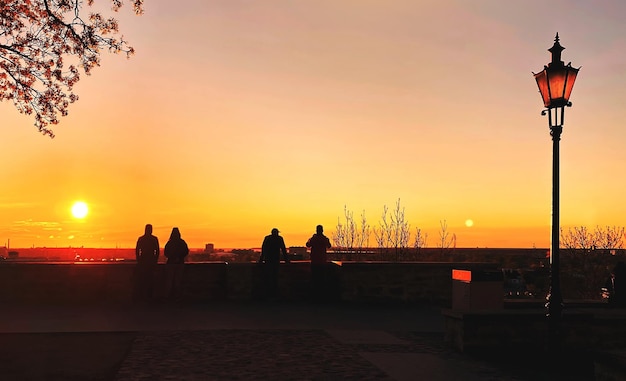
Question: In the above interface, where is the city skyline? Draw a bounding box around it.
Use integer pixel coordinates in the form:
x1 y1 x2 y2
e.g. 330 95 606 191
2 1 626 249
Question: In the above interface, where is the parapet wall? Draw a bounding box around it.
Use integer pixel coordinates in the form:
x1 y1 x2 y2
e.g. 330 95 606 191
0 261 482 306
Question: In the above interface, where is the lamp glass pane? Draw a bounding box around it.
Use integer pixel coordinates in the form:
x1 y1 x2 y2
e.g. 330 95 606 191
548 69 567 102
534 70 550 107
563 68 578 102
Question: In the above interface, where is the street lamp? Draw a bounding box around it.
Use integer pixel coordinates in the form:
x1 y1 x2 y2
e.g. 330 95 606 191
533 33 580 340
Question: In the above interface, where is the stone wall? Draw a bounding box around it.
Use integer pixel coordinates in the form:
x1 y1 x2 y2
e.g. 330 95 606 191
0 262 135 305
0 261 495 306
338 262 455 304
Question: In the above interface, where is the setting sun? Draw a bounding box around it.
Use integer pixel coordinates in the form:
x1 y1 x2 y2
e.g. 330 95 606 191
71 201 89 219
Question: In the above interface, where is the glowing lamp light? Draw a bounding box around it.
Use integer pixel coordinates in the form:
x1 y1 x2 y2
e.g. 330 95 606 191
533 33 580 109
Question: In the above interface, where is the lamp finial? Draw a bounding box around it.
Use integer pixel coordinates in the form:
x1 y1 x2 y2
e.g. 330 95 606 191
548 33 565 67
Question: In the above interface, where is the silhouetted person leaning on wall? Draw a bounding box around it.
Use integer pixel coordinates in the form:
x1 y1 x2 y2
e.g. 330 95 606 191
134 224 160 302
306 225 332 301
259 228 289 299
164 227 189 301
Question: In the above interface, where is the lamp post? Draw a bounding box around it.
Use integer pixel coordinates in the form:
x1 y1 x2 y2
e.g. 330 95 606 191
533 33 580 342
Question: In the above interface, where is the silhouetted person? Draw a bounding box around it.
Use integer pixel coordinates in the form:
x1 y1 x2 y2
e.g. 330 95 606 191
134 224 160 302
164 227 189 301
612 261 626 308
306 225 331 300
259 228 289 299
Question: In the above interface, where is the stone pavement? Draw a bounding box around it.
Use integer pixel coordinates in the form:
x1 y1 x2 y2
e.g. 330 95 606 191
0 301 550 380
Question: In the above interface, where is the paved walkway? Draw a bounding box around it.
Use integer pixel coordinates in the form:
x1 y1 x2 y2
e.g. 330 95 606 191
0 302 546 380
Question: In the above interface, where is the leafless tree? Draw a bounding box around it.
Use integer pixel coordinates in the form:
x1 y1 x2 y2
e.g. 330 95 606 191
561 226 595 251
561 225 625 251
595 225 625 250
437 219 456 256
356 210 371 252
332 217 344 249
374 204 391 251
373 199 411 260
332 206 370 256
391 199 410 259
414 227 428 252
559 225 625 299
332 206 351 249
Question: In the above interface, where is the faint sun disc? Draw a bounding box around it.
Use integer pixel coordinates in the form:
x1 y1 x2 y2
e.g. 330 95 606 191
465 219 474 227
71 201 89 219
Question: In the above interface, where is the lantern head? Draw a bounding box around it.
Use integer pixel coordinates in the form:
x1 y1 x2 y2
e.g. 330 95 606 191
533 33 580 109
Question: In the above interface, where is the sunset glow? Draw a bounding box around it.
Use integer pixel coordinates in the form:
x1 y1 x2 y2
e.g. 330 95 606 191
2 1 626 250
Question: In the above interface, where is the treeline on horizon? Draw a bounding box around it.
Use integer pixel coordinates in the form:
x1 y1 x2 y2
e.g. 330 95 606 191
331 199 626 255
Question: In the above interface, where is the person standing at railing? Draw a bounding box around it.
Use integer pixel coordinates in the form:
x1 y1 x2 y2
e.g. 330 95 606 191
306 225 331 301
259 228 289 299
134 224 160 302
164 227 189 301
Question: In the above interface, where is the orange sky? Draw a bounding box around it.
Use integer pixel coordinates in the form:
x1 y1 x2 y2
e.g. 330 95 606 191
2 1 626 249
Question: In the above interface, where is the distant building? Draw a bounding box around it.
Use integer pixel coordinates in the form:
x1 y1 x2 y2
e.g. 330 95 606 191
289 246 307 255
204 243 214 254
289 246 307 260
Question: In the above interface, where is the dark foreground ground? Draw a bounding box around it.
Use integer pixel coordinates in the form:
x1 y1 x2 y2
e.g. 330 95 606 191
0 301 603 380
